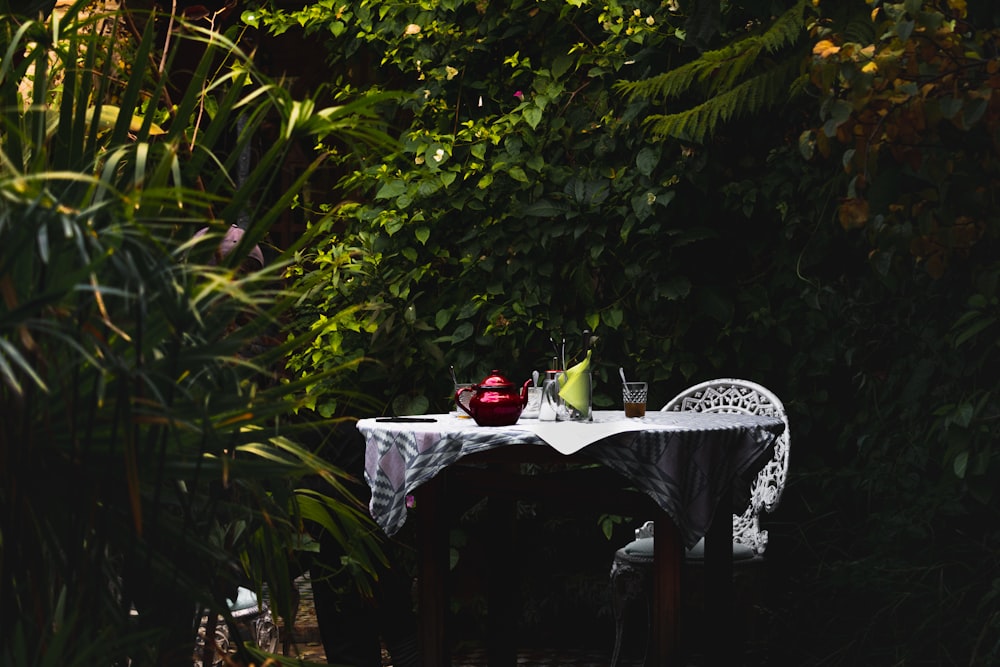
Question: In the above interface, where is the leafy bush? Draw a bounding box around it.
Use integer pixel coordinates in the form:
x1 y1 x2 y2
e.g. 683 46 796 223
1 5 389 664
252 0 1000 663
266 0 754 417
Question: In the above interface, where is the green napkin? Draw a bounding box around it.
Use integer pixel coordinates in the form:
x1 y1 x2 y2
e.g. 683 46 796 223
558 350 592 413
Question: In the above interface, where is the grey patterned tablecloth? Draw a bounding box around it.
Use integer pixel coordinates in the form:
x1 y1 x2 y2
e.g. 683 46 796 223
357 411 784 548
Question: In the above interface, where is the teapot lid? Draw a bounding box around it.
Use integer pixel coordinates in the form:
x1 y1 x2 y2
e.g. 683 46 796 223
477 370 514 388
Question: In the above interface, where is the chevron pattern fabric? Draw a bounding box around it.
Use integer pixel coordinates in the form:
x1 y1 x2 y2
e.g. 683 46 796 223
358 411 782 547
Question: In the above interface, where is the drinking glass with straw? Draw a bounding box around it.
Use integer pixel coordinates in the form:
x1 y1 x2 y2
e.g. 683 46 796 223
619 367 647 418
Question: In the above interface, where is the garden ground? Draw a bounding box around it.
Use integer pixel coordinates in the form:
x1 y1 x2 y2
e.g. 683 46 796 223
283 575 756 666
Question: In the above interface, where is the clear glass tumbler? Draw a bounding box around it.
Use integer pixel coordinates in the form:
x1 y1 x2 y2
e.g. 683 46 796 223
622 381 648 418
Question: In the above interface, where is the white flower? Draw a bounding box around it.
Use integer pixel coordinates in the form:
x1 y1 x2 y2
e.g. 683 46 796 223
405 23 421 35
646 15 655 25
432 148 445 162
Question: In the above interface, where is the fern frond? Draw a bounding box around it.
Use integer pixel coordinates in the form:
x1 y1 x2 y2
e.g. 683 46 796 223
615 56 719 103
762 0 812 54
614 0 809 102
703 41 763 92
641 57 802 144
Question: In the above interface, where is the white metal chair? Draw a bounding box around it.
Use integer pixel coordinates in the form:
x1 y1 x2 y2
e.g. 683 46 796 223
609 379 791 667
193 587 279 667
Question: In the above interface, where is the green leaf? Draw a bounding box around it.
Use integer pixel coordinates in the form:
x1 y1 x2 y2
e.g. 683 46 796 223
823 99 853 137
552 53 573 79
602 308 624 329
435 309 452 329
375 179 407 200
895 19 914 41
241 10 260 27
631 193 652 220
452 322 474 342
951 403 975 429
0 338 49 394
798 130 815 160
524 106 543 129
522 199 568 217
93 105 166 135
508 166 529 182
636 147 659 175
954 314 995 347
953 451 968 479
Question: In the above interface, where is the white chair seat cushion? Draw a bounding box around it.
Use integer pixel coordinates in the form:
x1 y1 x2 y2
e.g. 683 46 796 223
620 536 654 561
617 536 755 562
228 586 259 612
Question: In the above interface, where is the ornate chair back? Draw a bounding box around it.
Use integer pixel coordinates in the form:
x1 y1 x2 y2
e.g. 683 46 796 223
662 378 790 555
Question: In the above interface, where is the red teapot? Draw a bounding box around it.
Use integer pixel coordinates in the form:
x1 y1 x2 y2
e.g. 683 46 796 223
456 370 532 426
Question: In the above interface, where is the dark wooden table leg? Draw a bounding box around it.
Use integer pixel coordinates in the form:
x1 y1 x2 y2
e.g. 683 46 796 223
417 474 450 667
651 513 683 666
486 493 517 667
704 493 733 666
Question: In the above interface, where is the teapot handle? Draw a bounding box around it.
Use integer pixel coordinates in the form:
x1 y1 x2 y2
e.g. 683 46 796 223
455 386 475 417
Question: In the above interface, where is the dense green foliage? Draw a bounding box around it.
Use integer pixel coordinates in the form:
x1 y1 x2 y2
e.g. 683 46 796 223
263 0 747 416
0 4 389 665
244 0 1000 663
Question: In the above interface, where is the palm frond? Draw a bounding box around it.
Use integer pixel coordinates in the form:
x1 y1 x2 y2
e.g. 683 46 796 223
2 6 394 663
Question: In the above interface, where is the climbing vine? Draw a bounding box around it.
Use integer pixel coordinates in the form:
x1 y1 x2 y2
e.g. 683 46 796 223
246 0 1000 662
